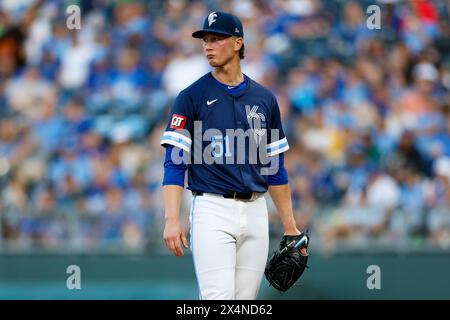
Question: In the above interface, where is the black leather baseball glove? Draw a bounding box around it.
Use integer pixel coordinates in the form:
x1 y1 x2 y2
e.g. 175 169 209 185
264 233 309 292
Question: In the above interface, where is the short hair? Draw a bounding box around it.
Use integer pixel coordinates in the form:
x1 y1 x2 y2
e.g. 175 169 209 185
232 36 245 59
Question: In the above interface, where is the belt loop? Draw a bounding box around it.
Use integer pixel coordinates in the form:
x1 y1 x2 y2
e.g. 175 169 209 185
233 192 237 200
250 192 260 201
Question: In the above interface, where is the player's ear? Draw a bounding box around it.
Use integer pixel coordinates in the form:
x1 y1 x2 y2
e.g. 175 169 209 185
234 37 243 52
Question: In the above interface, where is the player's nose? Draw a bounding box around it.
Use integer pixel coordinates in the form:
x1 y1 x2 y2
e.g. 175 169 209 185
203 40 213 50
203 43 213 51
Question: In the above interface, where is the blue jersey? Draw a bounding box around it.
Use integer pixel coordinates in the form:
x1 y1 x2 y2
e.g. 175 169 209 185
160 72 289 194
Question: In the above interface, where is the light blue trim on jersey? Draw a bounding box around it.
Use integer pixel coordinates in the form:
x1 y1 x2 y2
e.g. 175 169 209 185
267 141 289 156
160 132 191 152
212 73 249 95
267 141 289 153
190 195 202 300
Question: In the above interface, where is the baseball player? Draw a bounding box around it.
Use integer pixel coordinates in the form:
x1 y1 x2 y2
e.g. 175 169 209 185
161 11 307 300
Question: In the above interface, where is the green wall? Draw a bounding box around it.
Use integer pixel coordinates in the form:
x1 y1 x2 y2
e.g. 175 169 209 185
0 253 449 299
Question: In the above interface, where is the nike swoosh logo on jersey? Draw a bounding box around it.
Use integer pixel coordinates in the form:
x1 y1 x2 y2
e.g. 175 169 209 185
207 99 218 105
227 86 235 89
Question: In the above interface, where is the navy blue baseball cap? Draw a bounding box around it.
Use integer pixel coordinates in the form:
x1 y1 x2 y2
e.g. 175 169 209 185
192 11 244 38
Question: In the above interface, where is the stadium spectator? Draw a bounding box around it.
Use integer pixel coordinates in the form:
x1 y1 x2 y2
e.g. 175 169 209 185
0 0 448 253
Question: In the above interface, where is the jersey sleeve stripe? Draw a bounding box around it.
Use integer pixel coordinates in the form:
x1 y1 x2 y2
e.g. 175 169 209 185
162 131 192 145
267 141 289 156
267 137 288 149
160 137 191 153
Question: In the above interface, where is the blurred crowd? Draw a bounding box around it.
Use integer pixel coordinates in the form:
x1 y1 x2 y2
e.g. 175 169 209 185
0 0 449 253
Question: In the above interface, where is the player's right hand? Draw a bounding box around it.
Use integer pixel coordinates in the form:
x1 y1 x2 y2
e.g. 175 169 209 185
163 217 189 257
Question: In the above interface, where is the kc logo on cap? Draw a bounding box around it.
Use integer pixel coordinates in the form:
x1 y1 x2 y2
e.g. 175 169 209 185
192 11 244 39
208 12 217 26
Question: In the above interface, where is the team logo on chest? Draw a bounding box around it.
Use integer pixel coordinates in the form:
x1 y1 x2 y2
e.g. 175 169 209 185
245 105 267 144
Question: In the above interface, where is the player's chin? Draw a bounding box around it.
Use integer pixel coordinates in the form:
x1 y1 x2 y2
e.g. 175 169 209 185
208 60 220 67
207 57 223 67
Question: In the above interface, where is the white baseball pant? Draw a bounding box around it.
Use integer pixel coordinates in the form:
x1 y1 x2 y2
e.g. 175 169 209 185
189 193 269 300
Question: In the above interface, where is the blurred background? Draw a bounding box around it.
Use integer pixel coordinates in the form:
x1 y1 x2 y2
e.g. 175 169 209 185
0 0 449 299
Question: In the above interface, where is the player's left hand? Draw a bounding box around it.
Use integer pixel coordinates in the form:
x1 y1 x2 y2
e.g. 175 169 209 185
284 228 308 256
265 232 310 292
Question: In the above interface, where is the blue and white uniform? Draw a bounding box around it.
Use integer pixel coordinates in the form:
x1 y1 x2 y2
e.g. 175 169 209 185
160 11 290 300
161 72 290 299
